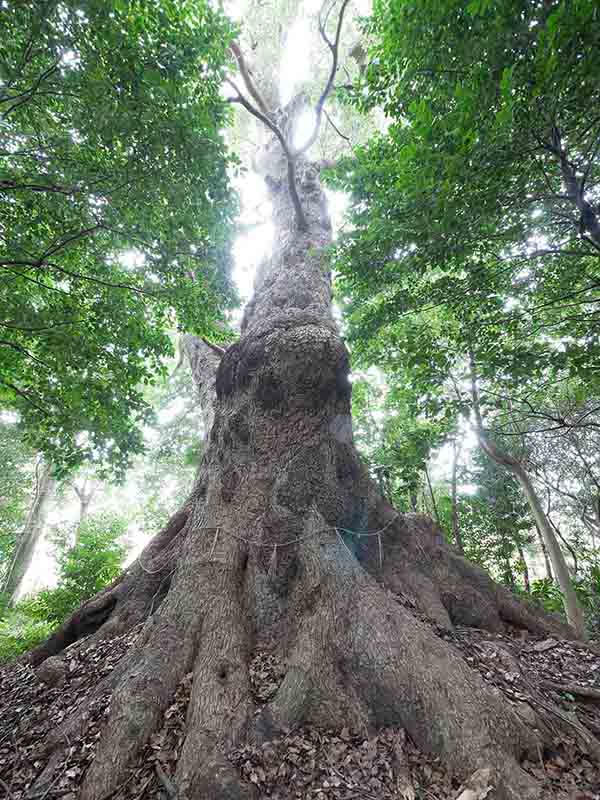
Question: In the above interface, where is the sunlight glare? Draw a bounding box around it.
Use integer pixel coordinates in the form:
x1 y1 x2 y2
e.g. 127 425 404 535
279 16 312 106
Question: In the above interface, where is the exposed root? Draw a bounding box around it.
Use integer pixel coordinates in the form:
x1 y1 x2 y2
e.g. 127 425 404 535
26 499 580 800
174 558 253 797
265 510 546 799
79 516 250 800
364 493 573 640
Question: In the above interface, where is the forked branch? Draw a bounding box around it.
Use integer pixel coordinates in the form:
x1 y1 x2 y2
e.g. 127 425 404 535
229 42 270 117
227 0 350 231
226 78 308 230
292 0 351 157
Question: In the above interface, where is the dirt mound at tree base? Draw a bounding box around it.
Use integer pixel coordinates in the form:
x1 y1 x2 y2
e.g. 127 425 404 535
1 622 599 799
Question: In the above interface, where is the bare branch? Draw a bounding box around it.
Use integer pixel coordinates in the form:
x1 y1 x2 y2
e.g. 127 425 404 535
230 42 270 117
225 79 289 156
323 108 350 143
200 337 226 357
292 0 351 158
225 79 308 230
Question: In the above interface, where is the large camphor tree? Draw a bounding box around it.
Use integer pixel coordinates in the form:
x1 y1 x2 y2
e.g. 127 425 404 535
9 2 588 799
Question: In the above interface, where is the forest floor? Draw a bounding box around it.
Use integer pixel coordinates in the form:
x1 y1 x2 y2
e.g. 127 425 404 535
1 619 599 800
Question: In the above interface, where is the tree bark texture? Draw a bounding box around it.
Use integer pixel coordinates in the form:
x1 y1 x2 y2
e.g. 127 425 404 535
30 144 578 800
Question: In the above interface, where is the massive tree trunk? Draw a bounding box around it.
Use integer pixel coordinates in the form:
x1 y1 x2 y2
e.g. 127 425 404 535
2 458 55 605
27 126 578 800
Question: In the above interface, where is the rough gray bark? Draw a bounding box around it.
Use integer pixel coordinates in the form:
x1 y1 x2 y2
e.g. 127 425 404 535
2 458 55 605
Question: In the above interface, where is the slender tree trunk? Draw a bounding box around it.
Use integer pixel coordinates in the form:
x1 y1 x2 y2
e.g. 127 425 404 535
451 436 464 553
535 523 554 581
424 464 440 524
2 459 55 605
518 544 530 593
502 544 515 589
409 491 418 512
469 363 586 637
549 514 579 575
73 477 97 543
513 464 585 635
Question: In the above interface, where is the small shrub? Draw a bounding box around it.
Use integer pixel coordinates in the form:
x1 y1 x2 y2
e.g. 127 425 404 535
0 612 52 663
33 514 126 626
0 513 126 662
530 577 565 614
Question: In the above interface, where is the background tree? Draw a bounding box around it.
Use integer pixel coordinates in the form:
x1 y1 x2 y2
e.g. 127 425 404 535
0 457 56 606
0 512 126 662
455 451 533 589
0 0 237 475
0 417 36 605
329 0 600 636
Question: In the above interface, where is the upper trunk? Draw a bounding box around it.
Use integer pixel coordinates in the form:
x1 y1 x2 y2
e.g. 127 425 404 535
203 136 364 647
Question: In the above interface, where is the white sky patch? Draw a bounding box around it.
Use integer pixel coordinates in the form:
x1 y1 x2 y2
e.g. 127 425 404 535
157 396 187 426
120 249 146 271
233 222 275 301
231 169 274 304
60 49 81 70
279 15 313 106
293 107 317 151
325 189 349 239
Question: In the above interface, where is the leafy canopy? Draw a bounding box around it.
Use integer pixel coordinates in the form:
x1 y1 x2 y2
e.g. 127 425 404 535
330 0 600 429
1 0 238 475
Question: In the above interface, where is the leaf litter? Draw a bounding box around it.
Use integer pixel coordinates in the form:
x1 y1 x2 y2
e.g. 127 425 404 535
0 622 599 798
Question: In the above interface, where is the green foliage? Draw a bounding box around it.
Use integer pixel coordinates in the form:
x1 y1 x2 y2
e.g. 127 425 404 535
0 612 52 664
351 375 456 510
0 0 238 476
456 452 532 586
330 0 600 433
22 514 126 627
0 512 126 662
132 360 203 532
529 577 565 614
528 572 600 629
0 512 127 661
